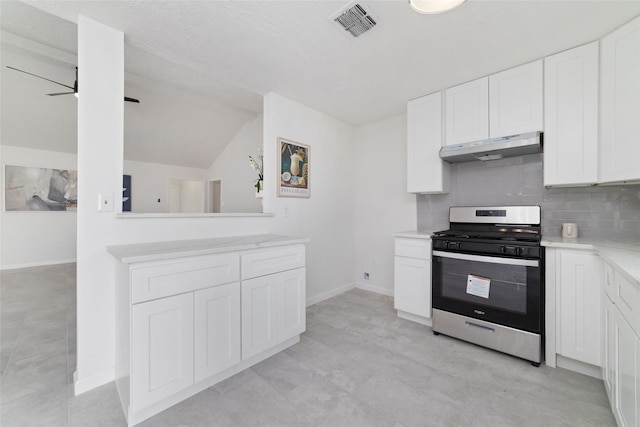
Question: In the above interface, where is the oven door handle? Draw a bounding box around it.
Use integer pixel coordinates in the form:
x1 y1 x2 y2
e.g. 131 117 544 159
432 250 539 267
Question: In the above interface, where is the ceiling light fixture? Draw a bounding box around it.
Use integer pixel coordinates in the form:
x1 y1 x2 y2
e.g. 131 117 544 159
409 0 466 14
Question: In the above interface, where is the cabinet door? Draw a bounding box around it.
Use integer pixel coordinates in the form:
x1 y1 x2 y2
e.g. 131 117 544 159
194 283 241 382
489 60 543 138
603 292 615 405
394 256 431 318
278 268 306 342
241 274 278 360
407 92 449 194
600 16 640 183
445 77 489 145
544 43 599 187
131 293 194 410
557 250 602 366
614 309 638 427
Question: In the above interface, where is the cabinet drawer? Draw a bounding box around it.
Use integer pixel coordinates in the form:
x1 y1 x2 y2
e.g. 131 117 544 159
604 262 615 302
241 245 305 280
395 238 431 259
615 271 640 336
131 254 240 304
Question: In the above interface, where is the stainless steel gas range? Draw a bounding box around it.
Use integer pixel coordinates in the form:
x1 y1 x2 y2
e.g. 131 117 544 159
431 206 544 366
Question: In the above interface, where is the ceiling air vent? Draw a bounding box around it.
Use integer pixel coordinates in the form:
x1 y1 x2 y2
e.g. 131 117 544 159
332 3 377 38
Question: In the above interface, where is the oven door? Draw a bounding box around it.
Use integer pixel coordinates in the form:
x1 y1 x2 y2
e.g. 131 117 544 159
432 250 542 333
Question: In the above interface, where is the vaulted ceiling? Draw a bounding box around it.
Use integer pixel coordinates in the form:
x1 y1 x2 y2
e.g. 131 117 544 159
2 1 640 168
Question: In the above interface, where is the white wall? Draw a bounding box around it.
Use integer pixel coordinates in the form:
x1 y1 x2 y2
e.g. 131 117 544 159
124 160 207 213
0 146 78 269
75 22 359 394
262 93 357 304
208 114 263 213
353 114 417 296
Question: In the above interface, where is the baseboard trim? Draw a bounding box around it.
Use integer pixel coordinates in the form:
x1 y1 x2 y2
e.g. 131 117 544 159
397 310 432 326
306 282 355 307
74 368 115 396
355 282 393 297
555 355 602 380
1 259 77 271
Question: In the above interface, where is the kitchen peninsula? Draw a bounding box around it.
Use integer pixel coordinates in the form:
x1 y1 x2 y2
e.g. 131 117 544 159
108 234 308 426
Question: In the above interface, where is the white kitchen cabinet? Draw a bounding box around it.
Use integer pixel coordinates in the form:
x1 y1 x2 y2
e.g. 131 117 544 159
407 92 449 194
600 16 640 184
603 290 615 406
599 261 640 427
394 236 432 324
194 282 241 382
544 43 599 187
444 61 542 147
242 267 306 360
131 293 194 411
556 249 602 366
111 237 307 426
489 60 543 138
613 308 638 427
445 77 489 146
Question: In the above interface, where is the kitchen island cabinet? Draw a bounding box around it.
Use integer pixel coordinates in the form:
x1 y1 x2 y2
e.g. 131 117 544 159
109 234 308 426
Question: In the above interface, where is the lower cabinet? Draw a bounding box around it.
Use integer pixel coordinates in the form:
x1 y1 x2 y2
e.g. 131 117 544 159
131 293 195 410
613 308 638 427
115 243 306 426
556 249 602 366
600 261 640 427
194 282 241 382
394 236 432 323
603 291 615 406
242 268 306 360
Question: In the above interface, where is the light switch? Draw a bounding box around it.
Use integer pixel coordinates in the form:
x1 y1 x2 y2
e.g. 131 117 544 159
98 193 114 212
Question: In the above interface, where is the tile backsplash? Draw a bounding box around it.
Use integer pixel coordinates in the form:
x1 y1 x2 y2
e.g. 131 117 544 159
416 154 640 240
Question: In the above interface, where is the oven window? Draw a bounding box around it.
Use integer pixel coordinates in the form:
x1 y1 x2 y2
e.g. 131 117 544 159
438 257 530 314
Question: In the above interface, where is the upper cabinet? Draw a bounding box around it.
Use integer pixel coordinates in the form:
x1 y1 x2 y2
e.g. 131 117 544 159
407 92 449 194
600 16 640 184
444 61 543 147
489 60 543 138
544 42 599 187
445 78 489 146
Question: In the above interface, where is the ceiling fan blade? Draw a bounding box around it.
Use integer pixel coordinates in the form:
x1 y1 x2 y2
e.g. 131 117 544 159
6 66 75 91
125 96 140 103
47 92 75 96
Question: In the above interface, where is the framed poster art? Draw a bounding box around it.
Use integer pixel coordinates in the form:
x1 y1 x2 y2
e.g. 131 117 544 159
278 137 310 198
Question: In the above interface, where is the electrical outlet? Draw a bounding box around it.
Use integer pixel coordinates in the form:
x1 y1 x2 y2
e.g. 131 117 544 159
364 272 370 280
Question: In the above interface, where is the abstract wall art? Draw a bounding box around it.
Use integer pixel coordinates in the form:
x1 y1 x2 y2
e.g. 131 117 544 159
4 165 78 211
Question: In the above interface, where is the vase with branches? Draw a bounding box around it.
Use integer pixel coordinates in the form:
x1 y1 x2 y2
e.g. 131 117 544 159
248 147 264 193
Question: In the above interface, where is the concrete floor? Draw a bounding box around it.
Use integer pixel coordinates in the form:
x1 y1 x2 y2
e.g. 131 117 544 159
1 263 616 426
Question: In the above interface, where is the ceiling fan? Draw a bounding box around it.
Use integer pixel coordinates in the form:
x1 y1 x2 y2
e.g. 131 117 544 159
6 65 140 103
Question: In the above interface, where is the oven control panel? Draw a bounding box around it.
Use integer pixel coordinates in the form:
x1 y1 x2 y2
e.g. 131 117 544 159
432 238 541 259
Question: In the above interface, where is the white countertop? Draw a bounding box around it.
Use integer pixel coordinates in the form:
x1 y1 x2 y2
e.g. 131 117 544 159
107 234 309 264
542 236 640 287
393 230 434 239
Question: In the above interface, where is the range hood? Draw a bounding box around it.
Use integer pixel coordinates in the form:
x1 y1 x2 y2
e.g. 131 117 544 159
439 132 542 163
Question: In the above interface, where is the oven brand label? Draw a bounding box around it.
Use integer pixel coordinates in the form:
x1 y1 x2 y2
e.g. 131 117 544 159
467 275 491 299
